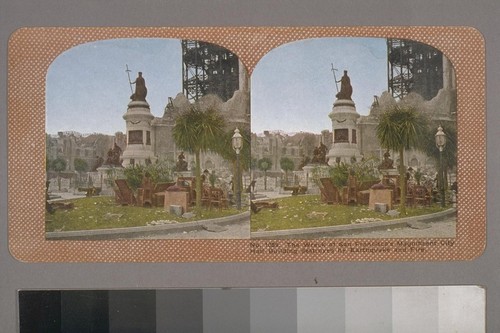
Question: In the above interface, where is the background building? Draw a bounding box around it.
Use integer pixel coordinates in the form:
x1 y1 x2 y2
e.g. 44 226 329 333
182 40 242 102
387 39 445 101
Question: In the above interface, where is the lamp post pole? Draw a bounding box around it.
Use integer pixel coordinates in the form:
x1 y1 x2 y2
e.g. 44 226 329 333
435 125 447 208
236 152 241 210
439 149 445 207
232 128 243 210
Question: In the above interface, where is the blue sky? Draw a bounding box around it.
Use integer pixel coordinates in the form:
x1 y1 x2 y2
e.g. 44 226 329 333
251 37 388 134
46 38 182 135
46 37 388 135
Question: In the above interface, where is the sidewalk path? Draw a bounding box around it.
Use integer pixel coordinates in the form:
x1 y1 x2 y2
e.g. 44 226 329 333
336 216 456 238
138 220 250 239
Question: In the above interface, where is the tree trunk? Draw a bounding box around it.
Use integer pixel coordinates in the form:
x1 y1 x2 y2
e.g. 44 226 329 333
195 149 202 209
264 171 267 190
399 147 407 215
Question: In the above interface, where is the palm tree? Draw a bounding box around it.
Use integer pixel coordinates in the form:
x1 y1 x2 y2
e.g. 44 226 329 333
172 106 226 209
376 104 428 215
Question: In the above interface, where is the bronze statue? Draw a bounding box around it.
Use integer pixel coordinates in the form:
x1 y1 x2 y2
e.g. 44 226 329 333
105 143 123 167
379 150 394 169
92 156 104 171
311 142 328 165
176 152 188 171
336 70 353 100
298 155 310 170
130 72 148 102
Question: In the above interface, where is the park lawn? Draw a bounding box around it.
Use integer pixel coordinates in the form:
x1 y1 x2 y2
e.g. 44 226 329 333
45 196 240 232
250 194 447 232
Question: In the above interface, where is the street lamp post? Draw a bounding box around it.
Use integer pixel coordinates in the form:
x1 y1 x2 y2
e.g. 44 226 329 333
232 128 243 210
435 125 447 207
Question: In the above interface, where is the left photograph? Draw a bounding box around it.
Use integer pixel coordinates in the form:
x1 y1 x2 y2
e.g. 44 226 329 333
45 38 251 240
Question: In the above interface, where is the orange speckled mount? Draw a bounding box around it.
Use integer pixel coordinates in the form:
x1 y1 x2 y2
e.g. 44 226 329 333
8 27 485 262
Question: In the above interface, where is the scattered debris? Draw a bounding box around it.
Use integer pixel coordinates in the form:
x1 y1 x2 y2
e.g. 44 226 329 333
104 213 123 220
374 203 388 213
352 217 383 224
407 221 431 229
182 212 196 219
306 211 328 219
251 200 278 213
51 202 74 210
386 210 400 217
202 224 228 233
147 220 179 226
169 205 183 217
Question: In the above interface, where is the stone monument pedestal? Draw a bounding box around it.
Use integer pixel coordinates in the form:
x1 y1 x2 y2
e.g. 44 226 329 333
380 168 399 177
96 166 124 196
302 164 330 194
368 184 393 211
327 99 362 165
122 100 156 167
165 191 190 214
380 168 400 187
175 171 194 179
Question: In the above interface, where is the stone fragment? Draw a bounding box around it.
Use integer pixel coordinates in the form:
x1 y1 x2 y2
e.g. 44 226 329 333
169 205 184 216
202 224 228 233
104 213 123 220
374 203 388 213
386 210 400 217
407 221 431 229
182 212 196 219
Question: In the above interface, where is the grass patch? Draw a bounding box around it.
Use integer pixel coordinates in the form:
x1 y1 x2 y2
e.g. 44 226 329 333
250 194 448 232
45 196 241 232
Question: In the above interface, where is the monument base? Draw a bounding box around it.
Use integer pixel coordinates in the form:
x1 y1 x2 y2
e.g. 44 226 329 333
369 188 393 211
326 148 363 166
175 171 194 179
165 191 190 213
379 168 399 176
328 98 362 165
96 166 124 196
302 164 330 194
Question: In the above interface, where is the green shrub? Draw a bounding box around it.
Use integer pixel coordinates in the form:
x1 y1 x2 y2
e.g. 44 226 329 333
123 159 175 191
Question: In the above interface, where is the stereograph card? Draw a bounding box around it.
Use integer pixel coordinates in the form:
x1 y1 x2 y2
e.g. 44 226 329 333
7 26 485 262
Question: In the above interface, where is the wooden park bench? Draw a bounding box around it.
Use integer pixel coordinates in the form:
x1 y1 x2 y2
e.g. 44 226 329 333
114 179 136 206
319 178 341 204
202 186 229 211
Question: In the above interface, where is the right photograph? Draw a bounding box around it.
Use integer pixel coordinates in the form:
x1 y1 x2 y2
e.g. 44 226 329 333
250 37 457 239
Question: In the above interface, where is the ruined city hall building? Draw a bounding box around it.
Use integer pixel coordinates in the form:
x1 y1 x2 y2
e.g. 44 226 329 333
48 39 455 183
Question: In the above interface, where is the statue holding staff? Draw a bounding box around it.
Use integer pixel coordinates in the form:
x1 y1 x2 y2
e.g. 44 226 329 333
335 70 353 100
129 71 148 102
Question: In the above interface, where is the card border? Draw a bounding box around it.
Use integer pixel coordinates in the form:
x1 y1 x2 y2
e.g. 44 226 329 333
7 26 486 262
